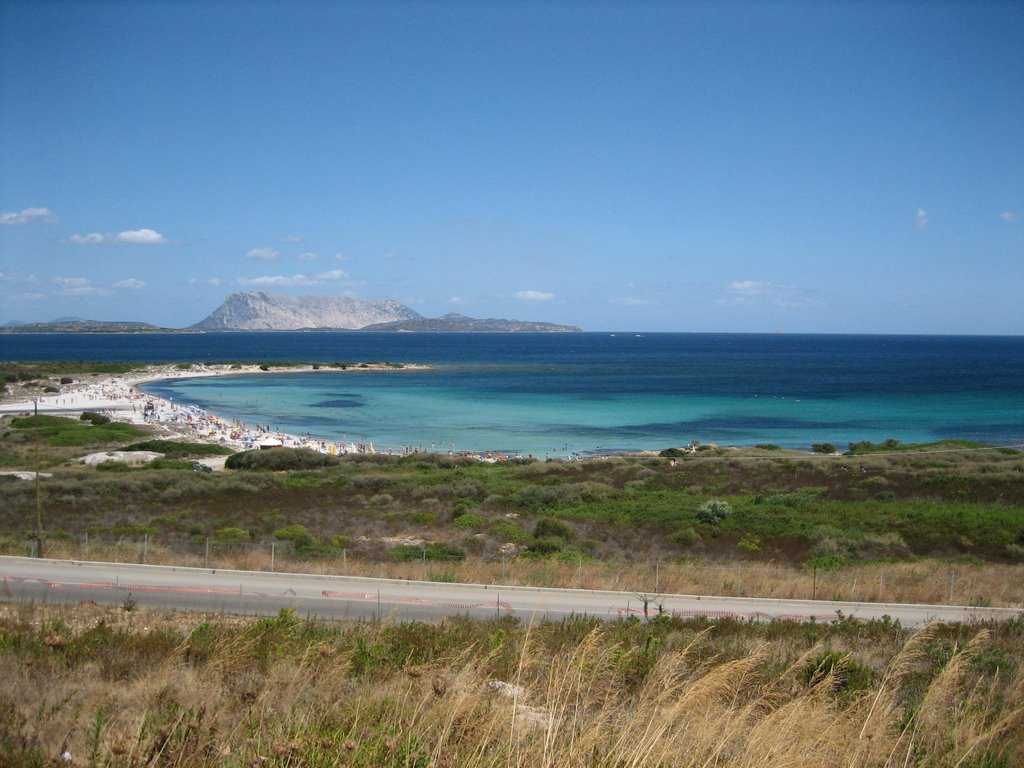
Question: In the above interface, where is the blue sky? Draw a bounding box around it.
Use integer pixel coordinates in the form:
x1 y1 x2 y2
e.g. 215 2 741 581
1 0 1021 333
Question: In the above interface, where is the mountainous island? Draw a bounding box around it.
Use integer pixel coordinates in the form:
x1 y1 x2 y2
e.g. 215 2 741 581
2 292 581 333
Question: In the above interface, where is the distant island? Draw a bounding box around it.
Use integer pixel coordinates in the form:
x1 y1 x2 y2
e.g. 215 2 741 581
1 291 581 333
0 319 185 334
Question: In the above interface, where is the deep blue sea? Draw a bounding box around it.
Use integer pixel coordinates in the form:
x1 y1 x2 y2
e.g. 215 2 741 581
3 332 1023 455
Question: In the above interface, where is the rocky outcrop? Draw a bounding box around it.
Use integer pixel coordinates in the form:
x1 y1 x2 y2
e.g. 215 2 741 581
190 292 422 331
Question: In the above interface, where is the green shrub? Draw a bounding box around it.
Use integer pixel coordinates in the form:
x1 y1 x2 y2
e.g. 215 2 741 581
80 411 111 425
410 511 439 525
696 500 732 525
737 533 762 553
225 447 339 471
123 440 234 458
812 443 837 454
390 542 466 562
453 512 487 531
805 554 849 571
659 447 687 457
215 527 251 545
528 536 565 555
273 524 312 541
489 519 530 543
670 526 701 545
533 517 575 541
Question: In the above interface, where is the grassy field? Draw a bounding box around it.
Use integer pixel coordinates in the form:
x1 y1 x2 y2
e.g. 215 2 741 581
1 602 1021 767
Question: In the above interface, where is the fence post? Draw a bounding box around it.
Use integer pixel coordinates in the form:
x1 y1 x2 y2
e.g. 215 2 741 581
143 533 148 563
949 571 956 603
205 537 210 569
271 541 275 572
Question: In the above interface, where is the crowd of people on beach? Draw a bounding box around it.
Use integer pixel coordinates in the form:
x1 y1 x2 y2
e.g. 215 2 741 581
2 372 588 463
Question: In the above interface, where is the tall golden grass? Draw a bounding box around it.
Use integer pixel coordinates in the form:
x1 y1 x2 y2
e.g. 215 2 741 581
1 601 1021 767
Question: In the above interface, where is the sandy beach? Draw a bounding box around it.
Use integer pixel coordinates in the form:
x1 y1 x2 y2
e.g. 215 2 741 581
0 363 421 460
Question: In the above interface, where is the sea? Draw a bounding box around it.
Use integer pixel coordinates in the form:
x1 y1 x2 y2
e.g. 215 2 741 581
3 332 1023 456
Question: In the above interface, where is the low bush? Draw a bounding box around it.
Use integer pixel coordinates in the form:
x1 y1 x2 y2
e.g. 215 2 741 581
696 500 732 525
123 440 234 458
489 519 530 543
225 447 340 471
390 542 466 561
453 512 488 530
533 517 575 541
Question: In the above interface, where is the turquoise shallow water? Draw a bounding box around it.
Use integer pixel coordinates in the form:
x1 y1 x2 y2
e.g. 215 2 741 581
5 331 1022 455
142 366 1024 456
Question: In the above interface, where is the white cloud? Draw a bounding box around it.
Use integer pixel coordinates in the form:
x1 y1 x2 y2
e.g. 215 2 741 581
188 277 224 286
281 235 302 243
915 208 929 228
0 270 38 283
727 280 776 295
0 207 58 226
333 252 350 261
51 276 109 296
1001 211 1017 223
113 278 146 290
314 269 347 281
718 280 821 308
297 251 319 261
67 228 168 245
246 247 280 261
52 276 91 290
237 275 312 287
68 233 105 245
514 290 555 301
449 296 463 304
115 228 167 244
610 297 653 307
236 269 347 287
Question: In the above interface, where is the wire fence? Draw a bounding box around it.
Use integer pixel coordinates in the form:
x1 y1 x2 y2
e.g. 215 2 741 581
12 533 1024 610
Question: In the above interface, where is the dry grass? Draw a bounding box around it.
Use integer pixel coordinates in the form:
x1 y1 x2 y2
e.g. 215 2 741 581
1 602 1022 767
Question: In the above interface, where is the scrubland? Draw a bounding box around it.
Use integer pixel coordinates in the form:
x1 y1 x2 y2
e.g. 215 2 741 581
2 601 1022 767
3 414 1024 607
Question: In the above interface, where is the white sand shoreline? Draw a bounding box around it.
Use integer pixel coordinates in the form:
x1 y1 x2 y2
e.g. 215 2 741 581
0 363 431 459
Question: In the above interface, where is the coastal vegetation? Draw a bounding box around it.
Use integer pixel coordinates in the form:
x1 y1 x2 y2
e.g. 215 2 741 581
1 601 1022 766
2 372 1023 764
2 413 1023 606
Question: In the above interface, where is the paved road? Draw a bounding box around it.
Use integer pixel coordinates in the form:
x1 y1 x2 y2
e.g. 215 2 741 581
2 557 1020 626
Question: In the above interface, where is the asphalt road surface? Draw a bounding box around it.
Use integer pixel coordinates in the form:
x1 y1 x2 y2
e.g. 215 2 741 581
2 557 1021 626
